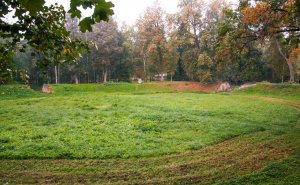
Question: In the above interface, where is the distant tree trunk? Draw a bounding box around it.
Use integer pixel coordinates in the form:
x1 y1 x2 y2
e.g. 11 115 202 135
94 69 96 83
287 59 295 82
86 73 89 83
54 65 58 84
143 54 147 82
276 39 295 82
71 74 79 84
74 75 79 84
103 70 108 83
57 65 60 84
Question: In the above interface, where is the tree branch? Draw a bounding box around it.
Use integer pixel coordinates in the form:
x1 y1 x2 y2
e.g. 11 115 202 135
276 28 300 33
275 39 288 62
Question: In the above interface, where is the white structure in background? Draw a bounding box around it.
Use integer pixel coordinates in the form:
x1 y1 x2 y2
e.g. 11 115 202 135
154 73 167 81
138 78 143 84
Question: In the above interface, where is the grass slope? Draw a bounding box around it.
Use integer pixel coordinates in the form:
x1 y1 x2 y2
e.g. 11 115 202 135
0 82 299 184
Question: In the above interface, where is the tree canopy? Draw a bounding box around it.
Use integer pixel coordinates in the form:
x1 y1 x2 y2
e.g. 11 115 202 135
0 0 114 83
2 0 300 85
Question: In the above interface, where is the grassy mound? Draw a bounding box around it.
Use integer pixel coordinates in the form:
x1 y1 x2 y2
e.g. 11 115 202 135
0 85 40 99
234 82 300 102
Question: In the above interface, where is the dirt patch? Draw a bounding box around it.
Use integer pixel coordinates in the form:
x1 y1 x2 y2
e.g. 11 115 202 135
157 81 220 92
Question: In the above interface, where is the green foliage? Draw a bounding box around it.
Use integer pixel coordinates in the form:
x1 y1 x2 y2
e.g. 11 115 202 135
78 17 95 32
197 53 213 82
0 0 114 81
0 44 15 84
215 6 266 83
18 0 45 15
68 0 114 32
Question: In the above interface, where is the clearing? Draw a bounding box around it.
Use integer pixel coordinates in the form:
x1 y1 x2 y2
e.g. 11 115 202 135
0 82 299 184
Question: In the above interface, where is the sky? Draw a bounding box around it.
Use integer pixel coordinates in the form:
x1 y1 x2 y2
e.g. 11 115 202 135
46 0 239 26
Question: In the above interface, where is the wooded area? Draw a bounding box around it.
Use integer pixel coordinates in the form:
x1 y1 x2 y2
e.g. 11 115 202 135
1 0 299 85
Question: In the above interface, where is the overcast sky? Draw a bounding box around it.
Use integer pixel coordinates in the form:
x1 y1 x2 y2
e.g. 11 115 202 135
46 0 239 26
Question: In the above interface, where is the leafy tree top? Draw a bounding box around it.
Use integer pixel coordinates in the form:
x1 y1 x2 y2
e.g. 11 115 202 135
0 0 114 71
242 0 299 39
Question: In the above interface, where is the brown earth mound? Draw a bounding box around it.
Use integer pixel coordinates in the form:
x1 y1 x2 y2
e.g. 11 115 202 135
157 81 220 92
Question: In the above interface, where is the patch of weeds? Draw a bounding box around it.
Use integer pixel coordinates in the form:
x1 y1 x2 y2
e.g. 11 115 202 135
251 126 266 132
0 137 10 143
31 134 48 140
188 142 204 150
0 145 15 152
81 104 97 110
139 114 165 122
57 152 74 159
135 122 162 132
41 120 57 126
6 126 17 131
270 129 287 136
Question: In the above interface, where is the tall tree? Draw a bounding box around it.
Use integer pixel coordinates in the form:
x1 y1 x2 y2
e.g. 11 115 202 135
242 0 300 82
215 3 264 83
88 18 120 82
136 2 169 81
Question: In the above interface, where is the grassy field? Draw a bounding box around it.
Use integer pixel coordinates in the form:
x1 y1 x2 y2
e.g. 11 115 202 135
0 82 299 184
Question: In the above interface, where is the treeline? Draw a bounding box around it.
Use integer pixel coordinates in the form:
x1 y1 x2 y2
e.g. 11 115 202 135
10 0 300 85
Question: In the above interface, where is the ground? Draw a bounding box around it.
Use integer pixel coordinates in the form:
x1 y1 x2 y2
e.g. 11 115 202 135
0 82 299 184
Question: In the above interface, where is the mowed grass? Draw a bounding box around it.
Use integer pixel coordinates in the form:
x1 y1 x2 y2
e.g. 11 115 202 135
0 83 299 159
0 82 300 184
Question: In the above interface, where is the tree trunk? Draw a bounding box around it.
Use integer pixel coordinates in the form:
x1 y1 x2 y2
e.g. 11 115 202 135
143 54 147 82
74 75 79 84
103 70 108 83
71 74 79 84
57 65 60 84
276 39 295 82
54 66 58 84
287 59 295 82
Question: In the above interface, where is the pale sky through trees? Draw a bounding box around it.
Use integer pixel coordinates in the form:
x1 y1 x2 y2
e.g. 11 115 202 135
46 0 239 26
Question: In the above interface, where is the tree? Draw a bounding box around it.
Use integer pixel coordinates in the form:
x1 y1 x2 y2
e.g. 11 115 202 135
215 4 265 84
88 19 120 83
167 0 205 81
0 0 114 84
136 2 169 81
242 0 300 82
0 41 14 84
168 0 228 82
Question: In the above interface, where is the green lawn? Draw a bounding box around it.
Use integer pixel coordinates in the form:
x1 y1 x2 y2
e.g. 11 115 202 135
0 82 299 184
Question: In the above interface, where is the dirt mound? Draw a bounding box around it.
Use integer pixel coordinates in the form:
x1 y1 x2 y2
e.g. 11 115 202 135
157 81 220 92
